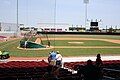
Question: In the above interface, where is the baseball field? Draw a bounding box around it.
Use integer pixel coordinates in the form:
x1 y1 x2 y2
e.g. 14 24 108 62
0 34 120 58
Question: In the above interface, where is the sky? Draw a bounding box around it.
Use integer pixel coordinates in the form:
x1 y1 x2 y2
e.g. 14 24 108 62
0 0 120 29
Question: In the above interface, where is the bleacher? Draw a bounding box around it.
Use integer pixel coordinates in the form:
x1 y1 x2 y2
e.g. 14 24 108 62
102 60 120 80
0 60 120 80
64 60 120 80
0 60 78 80
0 60 49 79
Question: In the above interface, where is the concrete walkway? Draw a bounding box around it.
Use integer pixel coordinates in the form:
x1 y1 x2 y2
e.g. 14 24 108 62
63 55 120 62
2 55 120 62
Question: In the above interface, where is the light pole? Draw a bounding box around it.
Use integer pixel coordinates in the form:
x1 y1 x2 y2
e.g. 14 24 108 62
16 0 19 36
54 0 56 28
84 0 89 28
53 0 57 49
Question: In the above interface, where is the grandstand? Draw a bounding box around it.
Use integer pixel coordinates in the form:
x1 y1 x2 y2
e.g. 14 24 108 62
0 60 75 80
64 60 120 80
0 57 120 80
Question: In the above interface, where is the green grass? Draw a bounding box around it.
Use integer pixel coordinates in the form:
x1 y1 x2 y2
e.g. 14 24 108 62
55 48 120 57
49 40 120 46
48 34 120 40
0 35 120 57
8 48 120 57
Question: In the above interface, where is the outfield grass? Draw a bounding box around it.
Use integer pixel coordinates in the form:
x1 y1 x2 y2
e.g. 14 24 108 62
0 35 120 57
55 48 120 57
48 34 120 40
49 40 120 46
7 48 120 57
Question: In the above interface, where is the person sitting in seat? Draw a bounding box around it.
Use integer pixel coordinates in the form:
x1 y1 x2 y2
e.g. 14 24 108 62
81 59 101 80
48 51 57 66
56 51 62 67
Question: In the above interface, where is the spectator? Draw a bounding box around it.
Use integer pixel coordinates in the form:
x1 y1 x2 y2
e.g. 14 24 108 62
56 51 62 67
48 51 57 66
52 66 60 80
48 52 52 63
96 54 103 67
95 54 103 79
81 59 101 80
77 65 84 80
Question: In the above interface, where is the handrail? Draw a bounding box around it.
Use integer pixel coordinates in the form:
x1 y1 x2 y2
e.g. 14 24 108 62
103 68 120 80
103 68 120 72
103 76 116 80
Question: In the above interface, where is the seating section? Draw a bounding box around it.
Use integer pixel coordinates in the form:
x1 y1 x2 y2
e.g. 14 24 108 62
0 60 49 79
0 60 120 80
0 60 77 80
64 60 120 79
64 61 86 70
102 60 120 79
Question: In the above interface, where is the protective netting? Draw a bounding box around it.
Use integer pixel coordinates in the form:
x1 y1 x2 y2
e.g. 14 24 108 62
20 32 50 48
